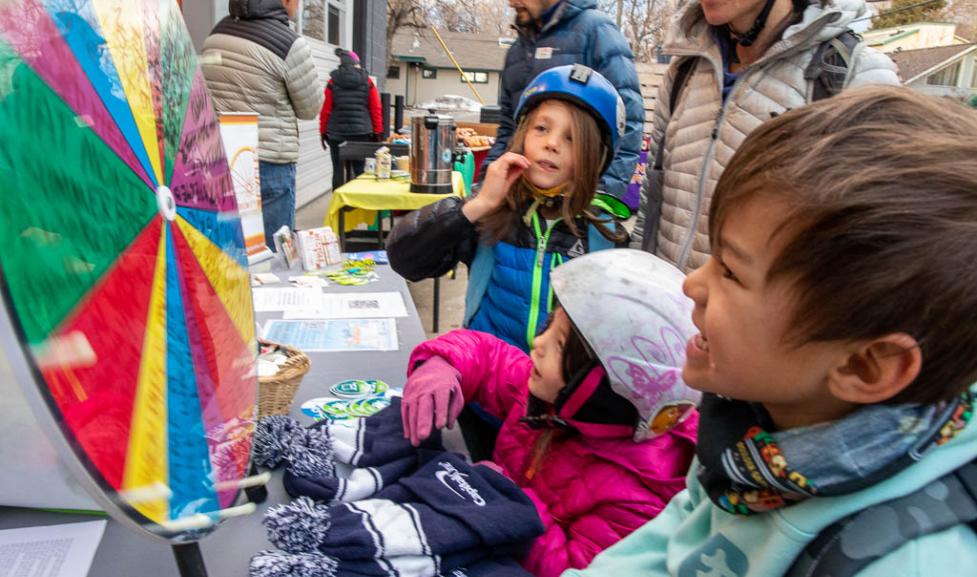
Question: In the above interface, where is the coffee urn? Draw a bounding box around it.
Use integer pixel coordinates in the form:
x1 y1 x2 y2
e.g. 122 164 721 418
410 110 457 194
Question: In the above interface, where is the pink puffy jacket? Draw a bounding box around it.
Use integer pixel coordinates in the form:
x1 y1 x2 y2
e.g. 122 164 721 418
408 329 698 577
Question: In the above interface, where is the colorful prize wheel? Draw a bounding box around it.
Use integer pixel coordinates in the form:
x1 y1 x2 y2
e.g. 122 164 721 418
0 0 258 541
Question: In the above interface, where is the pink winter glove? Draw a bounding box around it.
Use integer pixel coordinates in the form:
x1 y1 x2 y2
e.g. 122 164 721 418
402 355 465 446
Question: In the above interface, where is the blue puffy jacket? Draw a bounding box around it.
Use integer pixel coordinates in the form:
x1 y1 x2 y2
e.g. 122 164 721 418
464 211 614 352
483 0 644 211
386 196 617 352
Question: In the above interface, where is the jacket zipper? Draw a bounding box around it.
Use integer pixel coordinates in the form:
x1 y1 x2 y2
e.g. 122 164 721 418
547 252 564 313
527 213 561 349
676 70 746 270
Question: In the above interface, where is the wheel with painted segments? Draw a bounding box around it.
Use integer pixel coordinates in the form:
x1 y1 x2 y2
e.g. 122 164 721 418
0 0 257 540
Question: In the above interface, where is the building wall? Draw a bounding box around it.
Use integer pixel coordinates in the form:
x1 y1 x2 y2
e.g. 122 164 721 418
296 43 339 209
291 1 353 208
907 52 977 100
354 0 387 92
184 0 215 53
385 63 501 111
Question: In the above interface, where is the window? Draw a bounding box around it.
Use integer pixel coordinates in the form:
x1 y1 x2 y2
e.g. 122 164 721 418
422 67 438 79
301 0 325 41
387 65 401 79
926 61 961 86
460 70 489 84
971 61 977 89
327 4 341 46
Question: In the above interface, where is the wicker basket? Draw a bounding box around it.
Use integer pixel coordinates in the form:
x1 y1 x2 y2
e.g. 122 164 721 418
257 340 311 418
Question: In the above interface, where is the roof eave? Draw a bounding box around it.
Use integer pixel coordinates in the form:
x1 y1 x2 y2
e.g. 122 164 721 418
394 55 427 64
904 45 977 84
866 28 920 46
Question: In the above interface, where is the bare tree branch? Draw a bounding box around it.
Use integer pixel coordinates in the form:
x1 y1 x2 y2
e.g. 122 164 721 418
870 0 947 28
386 0 427 69
598 0 675 62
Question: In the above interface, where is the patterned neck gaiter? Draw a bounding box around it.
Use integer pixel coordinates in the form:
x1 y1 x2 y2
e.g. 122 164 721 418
696 391 973 515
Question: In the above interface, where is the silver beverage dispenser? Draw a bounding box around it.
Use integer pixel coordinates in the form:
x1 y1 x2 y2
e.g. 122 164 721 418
410 110 457 194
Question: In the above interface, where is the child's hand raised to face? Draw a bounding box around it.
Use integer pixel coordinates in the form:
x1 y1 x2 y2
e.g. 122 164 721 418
463 152 531 223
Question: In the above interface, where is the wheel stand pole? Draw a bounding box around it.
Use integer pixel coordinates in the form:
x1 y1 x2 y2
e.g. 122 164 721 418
244 462 268 504
172 542 208 577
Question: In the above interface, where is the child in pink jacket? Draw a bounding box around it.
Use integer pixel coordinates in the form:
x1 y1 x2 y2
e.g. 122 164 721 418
401 249 700 577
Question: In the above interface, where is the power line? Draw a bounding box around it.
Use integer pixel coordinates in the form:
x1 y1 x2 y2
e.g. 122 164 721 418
851 0 946 23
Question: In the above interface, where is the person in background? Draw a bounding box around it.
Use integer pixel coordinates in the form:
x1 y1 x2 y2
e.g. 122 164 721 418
403 249 700 577
485 0 644 219
201 0 322 250
319 48 383 192
629 0 898 271
568 87 977 577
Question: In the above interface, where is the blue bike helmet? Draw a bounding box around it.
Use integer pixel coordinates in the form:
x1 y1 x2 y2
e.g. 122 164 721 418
514 64 626 173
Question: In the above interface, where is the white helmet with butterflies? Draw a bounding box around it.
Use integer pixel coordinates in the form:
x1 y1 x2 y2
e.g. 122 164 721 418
550 249 701 441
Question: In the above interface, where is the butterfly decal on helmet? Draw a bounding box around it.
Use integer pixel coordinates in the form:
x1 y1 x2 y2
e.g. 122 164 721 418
605 327 699 440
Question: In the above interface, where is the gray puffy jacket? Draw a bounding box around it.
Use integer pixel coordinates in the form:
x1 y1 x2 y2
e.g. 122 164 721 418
630 0 899 271
201 0 322 164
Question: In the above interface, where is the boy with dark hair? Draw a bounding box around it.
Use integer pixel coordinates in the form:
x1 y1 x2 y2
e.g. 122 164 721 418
565 86 977 577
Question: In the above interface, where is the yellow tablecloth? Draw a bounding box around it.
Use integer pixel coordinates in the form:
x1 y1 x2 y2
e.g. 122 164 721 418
325 171 465 233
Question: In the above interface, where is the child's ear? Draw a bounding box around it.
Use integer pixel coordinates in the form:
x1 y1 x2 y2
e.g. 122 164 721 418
828 333 922 404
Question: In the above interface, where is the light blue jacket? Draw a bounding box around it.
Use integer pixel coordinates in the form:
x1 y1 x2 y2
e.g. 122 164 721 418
564 389 977 577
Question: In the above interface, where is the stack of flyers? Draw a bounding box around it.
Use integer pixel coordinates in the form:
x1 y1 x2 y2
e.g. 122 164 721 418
273 226 299 269
296 226 342 272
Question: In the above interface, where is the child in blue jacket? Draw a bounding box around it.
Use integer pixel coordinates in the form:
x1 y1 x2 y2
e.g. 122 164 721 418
565 87 977 577
387 65 627 353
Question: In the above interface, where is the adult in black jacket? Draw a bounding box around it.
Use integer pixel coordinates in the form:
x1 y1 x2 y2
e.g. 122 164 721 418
319 48 383 191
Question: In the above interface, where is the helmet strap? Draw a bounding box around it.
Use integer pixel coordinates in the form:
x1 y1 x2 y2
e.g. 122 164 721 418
554 362 604 418
557 363 637 438
520 363 637 438
519 362 602 431
520 393 571 430
521 176 567 227
522 175 568 200
727 0 777 47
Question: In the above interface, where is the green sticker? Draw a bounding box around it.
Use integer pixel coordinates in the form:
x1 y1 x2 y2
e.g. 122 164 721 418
346 398 375 417
364 397 391 413
301 397 352 420
330 379 372 398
